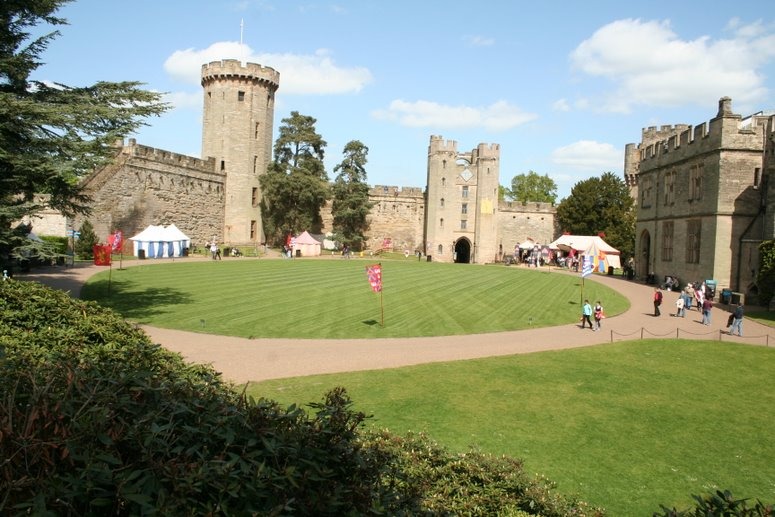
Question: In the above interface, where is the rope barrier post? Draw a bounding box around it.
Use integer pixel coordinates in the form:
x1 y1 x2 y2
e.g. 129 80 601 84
676 328 679 339
610 330 613 343
641 327 644 340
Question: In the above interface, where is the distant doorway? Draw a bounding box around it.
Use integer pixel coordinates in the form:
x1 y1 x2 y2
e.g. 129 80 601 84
454 238 471 263
639 230 651 280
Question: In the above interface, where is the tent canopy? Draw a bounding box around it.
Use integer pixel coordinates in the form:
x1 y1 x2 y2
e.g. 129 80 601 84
292 231 321 257
518 238 536 250
548 234 621 269
129 224 191 258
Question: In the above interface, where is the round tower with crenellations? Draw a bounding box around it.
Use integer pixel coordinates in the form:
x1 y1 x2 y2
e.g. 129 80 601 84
201 59 279 244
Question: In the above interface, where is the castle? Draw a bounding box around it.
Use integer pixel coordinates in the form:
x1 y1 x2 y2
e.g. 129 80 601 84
625 97 775 301
47 60 556 263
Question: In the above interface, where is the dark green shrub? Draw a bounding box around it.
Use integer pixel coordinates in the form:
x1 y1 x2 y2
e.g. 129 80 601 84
655 489 773 516
74 219 99 259
0 280 379 515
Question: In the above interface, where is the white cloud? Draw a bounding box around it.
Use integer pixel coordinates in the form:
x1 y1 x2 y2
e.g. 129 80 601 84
464 35 495 47
570 18 775 112
372 99 537 132
552 98 570 112
551 140 622 171
163 42 373 95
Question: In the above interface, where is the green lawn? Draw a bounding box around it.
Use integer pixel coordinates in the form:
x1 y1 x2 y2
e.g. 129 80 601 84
248 339 775 515
81 258 627 339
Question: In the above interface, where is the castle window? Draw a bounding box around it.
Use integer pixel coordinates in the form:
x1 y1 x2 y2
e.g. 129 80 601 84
461 203 468 214
460 220 467 230
440 198 445 208
250 220 257 240
462 186 469 198
664 171 675 206
754 168 761 189
686 219 701 264
640 176 652 208
440 218 444 228
442 159 447 169
238 91 245 101
689 164 703 201
255 123 260 138
253 156 257 174
252 187 258 207
441 177 446 187
661 221 673 262
220 160 225 171
438 244 443 255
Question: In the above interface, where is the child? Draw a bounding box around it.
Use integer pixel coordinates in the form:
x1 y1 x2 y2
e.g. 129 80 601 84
675 294 685 317
593 301 604 331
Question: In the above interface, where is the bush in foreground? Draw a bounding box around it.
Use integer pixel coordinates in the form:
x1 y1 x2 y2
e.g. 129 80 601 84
1 279 603 515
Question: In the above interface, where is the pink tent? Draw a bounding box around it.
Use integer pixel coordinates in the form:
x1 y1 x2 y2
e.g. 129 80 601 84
292 231 321 257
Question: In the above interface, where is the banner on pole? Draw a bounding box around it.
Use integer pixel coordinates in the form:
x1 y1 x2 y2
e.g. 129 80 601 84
108 230 123 252
366 264 382 293
581 255 594 278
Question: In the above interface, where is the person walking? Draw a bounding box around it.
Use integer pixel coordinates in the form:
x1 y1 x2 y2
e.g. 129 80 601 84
728 303 744 336
581 299 593 329
701 297 713 325
593 300 604 331
675 292 685 317
653 288 663 316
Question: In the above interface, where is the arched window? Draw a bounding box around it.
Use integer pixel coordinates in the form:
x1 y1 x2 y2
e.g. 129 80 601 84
438 244 443 255
441 177 446 187
440 218 444 228
440 198 445 208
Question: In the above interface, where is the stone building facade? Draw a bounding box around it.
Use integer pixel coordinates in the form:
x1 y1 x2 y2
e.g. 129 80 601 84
53 60 557 262
625 97 775 300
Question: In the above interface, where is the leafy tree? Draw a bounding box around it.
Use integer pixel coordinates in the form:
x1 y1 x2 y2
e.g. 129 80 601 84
259 111 329 244
756 240 775 307
73 219 98 259
0 0 167 267
498 184 513 202
510 170 558 204
331 140 373 251
556 172 635 259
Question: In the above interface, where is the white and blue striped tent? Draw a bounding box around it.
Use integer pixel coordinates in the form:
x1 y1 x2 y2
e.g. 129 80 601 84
129 224 191 258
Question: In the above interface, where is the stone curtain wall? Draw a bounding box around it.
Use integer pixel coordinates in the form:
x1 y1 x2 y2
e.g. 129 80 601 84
497 201 557 257
78 140 225 247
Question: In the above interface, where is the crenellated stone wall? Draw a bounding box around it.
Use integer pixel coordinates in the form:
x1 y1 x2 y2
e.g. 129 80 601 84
76 139 225 247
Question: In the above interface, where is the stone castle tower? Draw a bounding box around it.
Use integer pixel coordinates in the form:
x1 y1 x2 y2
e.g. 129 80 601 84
424 136 501 263
201 60 279 244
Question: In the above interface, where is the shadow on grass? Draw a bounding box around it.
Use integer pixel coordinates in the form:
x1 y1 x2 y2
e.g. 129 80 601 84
81 279 193 320
362 319 380 326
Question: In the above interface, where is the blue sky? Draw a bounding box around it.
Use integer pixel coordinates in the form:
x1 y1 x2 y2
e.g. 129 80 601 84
31 0 775 200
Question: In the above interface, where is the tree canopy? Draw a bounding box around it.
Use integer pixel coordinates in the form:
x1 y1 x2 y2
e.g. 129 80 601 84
555 172 635 259
259 111 330 245
331 140 372 250
0 0 168 266
509 171 558 204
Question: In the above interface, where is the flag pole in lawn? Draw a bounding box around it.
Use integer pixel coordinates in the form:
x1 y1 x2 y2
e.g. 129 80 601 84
378 263 384 327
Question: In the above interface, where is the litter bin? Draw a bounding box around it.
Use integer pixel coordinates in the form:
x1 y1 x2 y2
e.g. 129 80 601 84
720 289 732 304
138 249 146 260
426 255 432 262
607 266 614 276
295 249 301 258
182 247 189 257
730 292 742 305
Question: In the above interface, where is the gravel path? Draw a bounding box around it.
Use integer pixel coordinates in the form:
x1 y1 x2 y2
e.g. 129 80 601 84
19 259 771 384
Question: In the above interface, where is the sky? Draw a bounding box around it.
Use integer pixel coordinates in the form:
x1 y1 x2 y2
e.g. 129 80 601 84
29 0 775 200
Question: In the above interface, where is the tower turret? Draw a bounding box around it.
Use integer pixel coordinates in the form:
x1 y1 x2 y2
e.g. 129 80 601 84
201 59 280 244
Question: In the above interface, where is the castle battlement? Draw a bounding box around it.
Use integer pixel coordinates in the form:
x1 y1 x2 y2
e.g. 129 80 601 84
476 142 500 158
428 135 458 154
634 98 769 169
201 59 280 87
370 185 425 197
122 139 216 172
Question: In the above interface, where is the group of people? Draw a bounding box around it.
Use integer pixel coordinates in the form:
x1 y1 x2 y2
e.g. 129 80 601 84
581 299 605 331
652 283 745 335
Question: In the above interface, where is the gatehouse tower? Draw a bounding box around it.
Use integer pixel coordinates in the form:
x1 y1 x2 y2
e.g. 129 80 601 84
201 59 279 244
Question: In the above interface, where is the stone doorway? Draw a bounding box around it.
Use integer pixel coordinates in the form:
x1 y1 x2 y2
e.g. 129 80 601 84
454 238 471 263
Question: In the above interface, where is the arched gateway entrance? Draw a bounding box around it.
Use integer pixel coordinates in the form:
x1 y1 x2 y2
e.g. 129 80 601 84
454 238 471 263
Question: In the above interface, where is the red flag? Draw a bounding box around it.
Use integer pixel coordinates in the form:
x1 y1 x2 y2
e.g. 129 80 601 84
109 230 123 252
366 264 382 293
